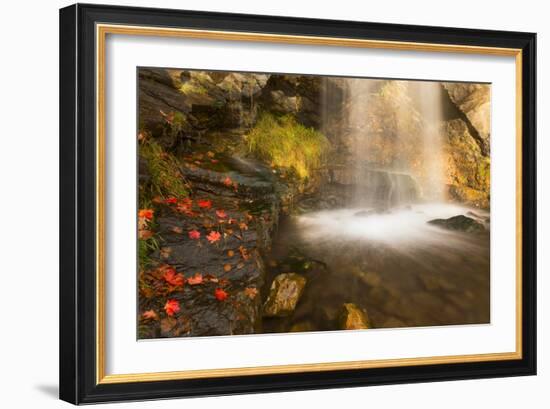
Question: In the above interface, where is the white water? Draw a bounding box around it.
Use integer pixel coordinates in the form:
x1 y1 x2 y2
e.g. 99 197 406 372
296 204 488 244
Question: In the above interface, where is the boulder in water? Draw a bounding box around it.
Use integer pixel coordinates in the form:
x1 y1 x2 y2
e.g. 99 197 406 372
263 273 307 317
428 215 485 233
339 303 371 330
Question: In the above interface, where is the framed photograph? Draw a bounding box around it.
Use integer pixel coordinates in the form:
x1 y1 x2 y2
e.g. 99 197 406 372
59 3 536 404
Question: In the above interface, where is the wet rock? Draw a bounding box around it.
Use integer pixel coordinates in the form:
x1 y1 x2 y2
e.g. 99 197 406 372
339 303 371 330
428 215 486 233
443 118 490 209
443 83 491 154
289 321 315 332
263 273 307 317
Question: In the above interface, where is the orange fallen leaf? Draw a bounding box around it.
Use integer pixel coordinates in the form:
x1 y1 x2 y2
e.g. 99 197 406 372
223 264 232 272
163 269 185 287
214 288 228 301
142 310 158 320
188 230 201 240
227 250 235 257
138 209 154 220
197 199 212 209
171 226 183 234
164 299 180 316
216 209 227 219
187 273 203 285
206 231 221 243
244 287 258 299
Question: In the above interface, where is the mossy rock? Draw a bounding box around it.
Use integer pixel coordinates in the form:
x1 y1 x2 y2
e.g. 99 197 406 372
263 273 306 317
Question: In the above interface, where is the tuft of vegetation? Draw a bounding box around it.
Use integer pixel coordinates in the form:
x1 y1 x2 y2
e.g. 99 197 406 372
246 113 329 179
139 139 189 205
139 235 159 270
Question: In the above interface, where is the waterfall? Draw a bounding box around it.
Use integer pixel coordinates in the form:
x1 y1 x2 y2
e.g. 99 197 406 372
344 78 445 208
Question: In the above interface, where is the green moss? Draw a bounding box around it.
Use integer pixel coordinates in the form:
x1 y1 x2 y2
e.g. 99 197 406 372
139 139 189 205
246 113 329 179
179 81 207 95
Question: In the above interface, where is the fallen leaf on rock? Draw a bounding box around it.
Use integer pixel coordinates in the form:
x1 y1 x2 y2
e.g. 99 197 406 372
171 226 183 234
206 231 221 243
197 199 212 209
239 222 248 231
142 310 158 320
188 230 201 240
223 264 232 272
163 197 178 204
187 273 203 285
164 299 180 316
138 209 154 220
215 288 228 301
244 287 258 299
207 151 215 158
216 209 227 219
163 269 185 287
227 250 235 257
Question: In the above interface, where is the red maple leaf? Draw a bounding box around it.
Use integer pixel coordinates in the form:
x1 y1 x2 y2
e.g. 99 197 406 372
197 199 212 209
138 209 154 220
215 209 227 219
214 288 228 301
163 268 185 287
188 230 201 240
164 299 180 316
187 273 203 285
206 231 221 243
163 197 178 205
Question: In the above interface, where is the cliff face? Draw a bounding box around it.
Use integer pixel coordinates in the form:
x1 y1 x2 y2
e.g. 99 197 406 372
442 83 491 208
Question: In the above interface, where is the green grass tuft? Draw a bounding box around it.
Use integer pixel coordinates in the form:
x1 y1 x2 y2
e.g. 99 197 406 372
139 139 189 204
246 113 329 179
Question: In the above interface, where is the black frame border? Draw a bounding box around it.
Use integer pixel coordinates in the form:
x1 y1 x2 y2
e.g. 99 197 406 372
59 3 536 404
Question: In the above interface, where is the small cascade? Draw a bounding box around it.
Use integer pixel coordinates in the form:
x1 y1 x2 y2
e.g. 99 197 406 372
343 78 445 208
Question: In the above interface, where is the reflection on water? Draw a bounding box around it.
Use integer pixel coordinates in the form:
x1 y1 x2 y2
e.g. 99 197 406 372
262 203 490 333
